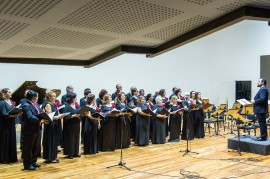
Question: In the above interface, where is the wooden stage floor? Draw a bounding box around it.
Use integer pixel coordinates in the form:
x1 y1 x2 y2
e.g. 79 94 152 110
1 128 270 178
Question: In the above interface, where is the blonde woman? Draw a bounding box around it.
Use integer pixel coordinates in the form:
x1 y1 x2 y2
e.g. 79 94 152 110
42 91 65 163
99 94 117 151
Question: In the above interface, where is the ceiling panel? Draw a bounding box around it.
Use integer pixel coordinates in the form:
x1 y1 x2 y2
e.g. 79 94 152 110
58 0 184 34
1 45 75 58
25 27 118 49
0 0 63 19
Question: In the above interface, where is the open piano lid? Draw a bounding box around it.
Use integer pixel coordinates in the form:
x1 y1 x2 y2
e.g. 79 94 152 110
12 81 61 104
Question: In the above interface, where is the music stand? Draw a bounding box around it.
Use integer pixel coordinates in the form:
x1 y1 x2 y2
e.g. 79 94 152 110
107 114 130 170
210 112 225 138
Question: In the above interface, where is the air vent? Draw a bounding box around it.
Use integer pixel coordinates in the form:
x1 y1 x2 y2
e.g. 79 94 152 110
0 19 29 40
2 45 75 58
144 15 212 41
58 0 184 34
25 28 118 49
0 0 62 19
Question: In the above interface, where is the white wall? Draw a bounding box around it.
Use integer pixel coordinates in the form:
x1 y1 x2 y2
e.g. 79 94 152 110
0 20 270 107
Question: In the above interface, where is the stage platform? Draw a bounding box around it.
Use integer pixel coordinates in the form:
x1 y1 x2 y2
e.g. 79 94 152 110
228 136 270 155
1 127 270 178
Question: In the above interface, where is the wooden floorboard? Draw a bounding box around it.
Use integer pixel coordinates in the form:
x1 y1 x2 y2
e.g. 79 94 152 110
1 126 270 178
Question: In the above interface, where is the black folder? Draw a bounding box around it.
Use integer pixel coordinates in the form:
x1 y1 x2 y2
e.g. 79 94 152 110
143 108 154 116
37 112 55 122
77 106 91 116
8 107 22 115
158 108 170 116
91 112 105 120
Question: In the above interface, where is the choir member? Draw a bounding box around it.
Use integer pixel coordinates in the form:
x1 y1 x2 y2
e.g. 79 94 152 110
169 87 177 100
79 88 91 107
181 93 195 140
19 89 29 151
135 96 152 146
80 88 91 145
129 87 138 139
189 91 196 104
174 88 185 103
63 92 81 159
42 91 65 163
83 94 100 155
0 88 21 164
126 86 137 104
139 89 145 98
22 90 44 170
112 84 122 100
193 92 205 138
157 89 169 136
115 92 131 149
96 89 108 109
151 98 168 144
99 94 117 151
168 96 182 142
61 85 74 105
146 93 155 139
153 89 159 104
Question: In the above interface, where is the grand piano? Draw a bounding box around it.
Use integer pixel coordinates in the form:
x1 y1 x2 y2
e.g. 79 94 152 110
12 81 61 105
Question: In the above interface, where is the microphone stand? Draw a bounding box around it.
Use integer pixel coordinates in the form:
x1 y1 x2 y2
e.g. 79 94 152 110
180 110 199 156
107 113 130 170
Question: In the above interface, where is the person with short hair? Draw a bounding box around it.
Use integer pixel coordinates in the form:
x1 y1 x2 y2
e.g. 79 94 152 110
112 84 122 100
252 78 269 141
61 85 74 105
135 96 152 146
22 90 44 170
62 92 81 159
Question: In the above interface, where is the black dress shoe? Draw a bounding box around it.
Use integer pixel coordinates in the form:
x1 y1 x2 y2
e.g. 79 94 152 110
24 164 36 170
32 163 41 168
256 137 267 141
52 159 59 163
64 156 73 159
73 154 81 158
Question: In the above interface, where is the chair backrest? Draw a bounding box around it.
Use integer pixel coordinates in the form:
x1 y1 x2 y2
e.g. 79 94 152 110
232 102 241 110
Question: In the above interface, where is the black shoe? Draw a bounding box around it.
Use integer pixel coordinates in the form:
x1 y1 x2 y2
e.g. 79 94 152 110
73 154 81 158
255 137 267 141
32 163 41 168
64 156 73 159
52 159 59 163
24 164 36 170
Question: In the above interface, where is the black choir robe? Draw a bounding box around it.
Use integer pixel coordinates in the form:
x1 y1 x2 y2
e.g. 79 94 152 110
99 105 116 151
42 103 59 162
83 107 99 154
80 98 87 145
194 100 205 138
115 103 131 149
168 105 182 142
63 105 81 157
22 101 42 167
0 100 18 163
129 96 138 139
135 104 150 146
152 106 167 144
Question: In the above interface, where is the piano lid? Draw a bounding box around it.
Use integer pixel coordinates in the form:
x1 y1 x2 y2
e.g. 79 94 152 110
12 81 61 104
